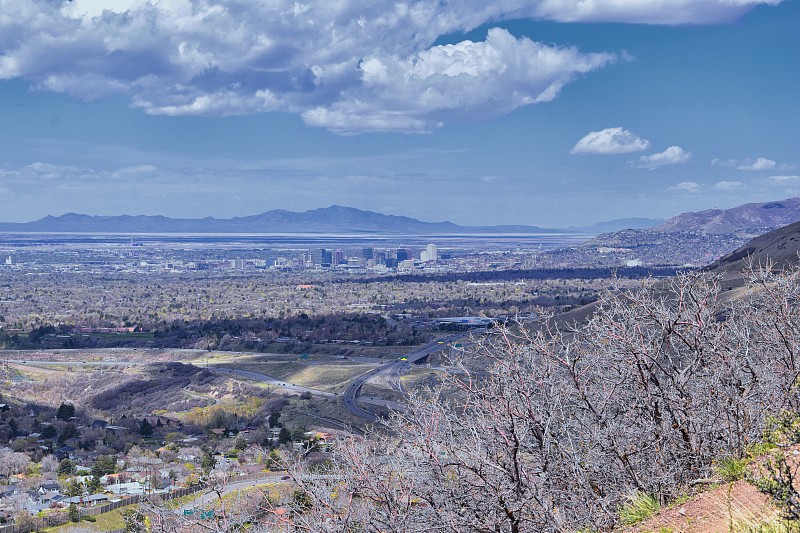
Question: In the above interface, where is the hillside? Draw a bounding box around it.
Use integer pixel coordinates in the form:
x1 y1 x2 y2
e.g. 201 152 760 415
704 219 800 272
0 205 564 235
654 197 800 236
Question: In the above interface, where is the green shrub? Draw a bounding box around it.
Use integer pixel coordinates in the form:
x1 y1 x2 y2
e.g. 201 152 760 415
619 491 660 525
717 456 748 482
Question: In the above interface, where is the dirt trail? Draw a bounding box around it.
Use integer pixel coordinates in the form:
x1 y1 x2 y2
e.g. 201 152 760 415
626 480 775 532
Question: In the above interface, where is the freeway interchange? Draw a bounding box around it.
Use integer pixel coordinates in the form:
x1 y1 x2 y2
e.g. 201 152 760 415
341 332 471 422
2 331 481 426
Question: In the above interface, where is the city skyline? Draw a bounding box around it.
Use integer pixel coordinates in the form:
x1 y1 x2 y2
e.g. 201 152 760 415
0 0 798 226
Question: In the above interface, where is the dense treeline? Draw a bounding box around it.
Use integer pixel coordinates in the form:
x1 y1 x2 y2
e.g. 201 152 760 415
1 313 429 352
354 266 685 284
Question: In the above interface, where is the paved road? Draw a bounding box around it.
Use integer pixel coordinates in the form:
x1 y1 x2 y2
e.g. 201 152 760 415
4 359 148 366
208 367 337 398
181 473 345 512
182 474 283 511
341 332 470 421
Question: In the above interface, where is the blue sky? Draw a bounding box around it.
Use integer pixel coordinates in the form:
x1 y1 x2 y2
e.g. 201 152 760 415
0 0 797 227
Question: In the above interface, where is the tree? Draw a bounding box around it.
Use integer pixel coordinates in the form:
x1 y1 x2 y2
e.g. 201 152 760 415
68 503 80 522
139 418 153 437
269 267 800 532
233 434 248 451
0 447 30 477
88 475 102 494
58 422 79 444
56 403 76 421
58 458 76 476
66 478 83 497
201 451 216 473
91 455 117 477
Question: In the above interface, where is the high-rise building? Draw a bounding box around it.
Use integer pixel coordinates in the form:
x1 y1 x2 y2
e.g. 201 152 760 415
362 247 374 260
333 249 346 265
312 248 332 266
396 248 411 262
421 243 438 262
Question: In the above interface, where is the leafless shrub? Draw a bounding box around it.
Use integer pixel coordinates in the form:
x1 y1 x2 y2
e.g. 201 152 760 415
265 266 800 531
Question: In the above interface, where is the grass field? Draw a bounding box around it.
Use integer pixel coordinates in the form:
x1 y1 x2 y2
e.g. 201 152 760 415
227 361 376 393
42 504 132 532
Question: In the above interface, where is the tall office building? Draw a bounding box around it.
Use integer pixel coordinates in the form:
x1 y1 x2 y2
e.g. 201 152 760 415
421 243 438 262
312 248 332 266
333 249 346 265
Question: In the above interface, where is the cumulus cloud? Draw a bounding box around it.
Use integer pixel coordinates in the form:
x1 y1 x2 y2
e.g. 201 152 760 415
0 0 780 133
714 180 742 190
635 145 691 169
712 157 779 170
307 28 615 133
738 157 776 171
571 127 650 155
669 181 701 192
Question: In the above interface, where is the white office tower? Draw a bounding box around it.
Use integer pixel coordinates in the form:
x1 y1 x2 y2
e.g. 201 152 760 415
423 243 438 262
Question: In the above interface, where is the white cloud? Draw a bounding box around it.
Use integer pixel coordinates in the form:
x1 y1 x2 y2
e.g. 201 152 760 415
712 157 779 170
306 28 615 133
767 175 800 185
529 0 781 24
0 0 780 133
714 180 742 190
571 127 650 155
738 157 776 171
711 158 738 168
635 145 691 169
669 181 701 193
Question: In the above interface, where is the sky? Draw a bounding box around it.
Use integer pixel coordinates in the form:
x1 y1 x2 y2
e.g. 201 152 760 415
0 0 798 227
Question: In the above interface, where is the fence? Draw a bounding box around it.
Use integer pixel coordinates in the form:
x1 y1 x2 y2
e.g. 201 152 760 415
0 471 277 533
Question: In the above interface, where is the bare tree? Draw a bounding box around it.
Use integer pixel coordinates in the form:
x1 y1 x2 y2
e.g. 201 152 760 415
270 267 800 531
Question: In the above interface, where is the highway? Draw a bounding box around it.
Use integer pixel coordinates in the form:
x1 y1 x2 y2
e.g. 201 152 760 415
341 332 469 421
208 367 337 398
4 335 479 424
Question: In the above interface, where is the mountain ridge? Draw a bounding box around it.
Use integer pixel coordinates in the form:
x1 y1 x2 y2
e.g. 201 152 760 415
703 219 800 273
653 197 800 236
0 205 568 235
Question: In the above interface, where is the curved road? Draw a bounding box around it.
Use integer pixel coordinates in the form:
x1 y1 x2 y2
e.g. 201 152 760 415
208 367 336 398
341 332 470 421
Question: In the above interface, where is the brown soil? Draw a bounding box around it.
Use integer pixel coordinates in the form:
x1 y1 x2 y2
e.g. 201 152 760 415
625 446 800 533
625 480 775 532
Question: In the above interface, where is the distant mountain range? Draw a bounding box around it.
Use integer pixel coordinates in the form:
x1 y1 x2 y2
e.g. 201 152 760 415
4 198 800 236
0 206 566 235
653 198 800 236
